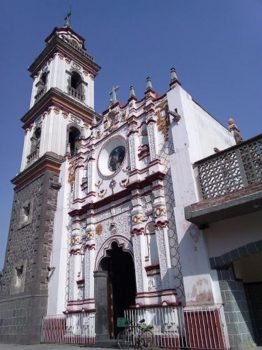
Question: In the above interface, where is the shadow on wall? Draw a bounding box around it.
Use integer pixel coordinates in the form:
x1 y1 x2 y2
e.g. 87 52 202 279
210 240 262 347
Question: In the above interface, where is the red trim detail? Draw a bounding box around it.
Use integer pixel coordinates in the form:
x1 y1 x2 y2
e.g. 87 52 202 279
69 171 165 217
132 227 145 235
145 264 160 272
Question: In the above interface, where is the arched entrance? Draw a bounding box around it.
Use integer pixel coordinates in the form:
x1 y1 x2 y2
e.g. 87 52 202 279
94 241 136 339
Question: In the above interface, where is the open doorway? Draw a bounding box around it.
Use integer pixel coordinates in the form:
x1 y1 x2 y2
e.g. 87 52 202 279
98 241 136 338
234 252 262 346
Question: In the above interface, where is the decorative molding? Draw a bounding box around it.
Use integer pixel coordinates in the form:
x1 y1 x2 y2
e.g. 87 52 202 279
68 159 76 185
156 100 169 141
132 227 145 235
154 206 166 217
95 224 103 236
155 220 169 229
94 235 133 270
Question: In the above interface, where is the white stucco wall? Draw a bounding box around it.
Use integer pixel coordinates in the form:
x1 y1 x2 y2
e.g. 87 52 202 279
47 160 70 315
167 84 234 306
167 85 234 163
204 211 262 258
30 53 94 110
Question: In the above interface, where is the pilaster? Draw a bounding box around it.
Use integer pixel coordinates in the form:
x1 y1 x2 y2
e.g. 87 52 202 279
128 118 139 170
130 189 147 294
152 180 173 292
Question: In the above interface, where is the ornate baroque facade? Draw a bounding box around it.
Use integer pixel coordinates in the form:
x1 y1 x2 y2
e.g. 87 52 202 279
3 22 260 349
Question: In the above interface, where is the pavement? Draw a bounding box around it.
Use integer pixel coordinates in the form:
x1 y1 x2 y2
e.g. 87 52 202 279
0 345 107 350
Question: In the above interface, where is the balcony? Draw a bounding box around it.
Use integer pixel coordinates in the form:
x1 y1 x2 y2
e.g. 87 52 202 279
68 87 84 102
27 149 39 166
34 87 46 101
185 134 262 226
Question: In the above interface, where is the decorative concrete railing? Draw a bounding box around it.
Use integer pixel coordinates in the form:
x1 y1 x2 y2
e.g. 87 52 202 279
34 87 46 101
195 135 262 199
68 87 84 101
27 149 39 165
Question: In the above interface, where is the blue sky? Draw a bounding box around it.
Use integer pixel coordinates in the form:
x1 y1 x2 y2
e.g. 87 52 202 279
0 0 261 268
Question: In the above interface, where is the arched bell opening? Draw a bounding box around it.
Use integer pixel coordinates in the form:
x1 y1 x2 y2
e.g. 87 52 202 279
68 126 81 156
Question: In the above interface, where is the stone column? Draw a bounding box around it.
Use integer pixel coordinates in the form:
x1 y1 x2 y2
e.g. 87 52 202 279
94 270 109 341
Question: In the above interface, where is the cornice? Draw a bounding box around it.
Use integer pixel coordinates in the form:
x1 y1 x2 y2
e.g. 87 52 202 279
69 170 165 217
45 27 86 46
21 88 99 129
29 35 101 77
12 152 64 191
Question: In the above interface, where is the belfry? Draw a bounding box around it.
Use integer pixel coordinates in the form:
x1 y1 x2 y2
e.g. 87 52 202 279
1 20 261 350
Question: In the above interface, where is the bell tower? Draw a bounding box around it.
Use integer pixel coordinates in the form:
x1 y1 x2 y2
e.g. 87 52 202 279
21 24 100 170
0 22 100 344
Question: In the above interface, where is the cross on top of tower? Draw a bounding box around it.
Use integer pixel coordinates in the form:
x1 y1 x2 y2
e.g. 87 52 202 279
64 11 72 27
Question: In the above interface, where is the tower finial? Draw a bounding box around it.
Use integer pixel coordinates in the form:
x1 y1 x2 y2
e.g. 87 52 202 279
170 67 178 83
146 76 153 90
64 11 72 27
169 67 181 88
129 85 136 98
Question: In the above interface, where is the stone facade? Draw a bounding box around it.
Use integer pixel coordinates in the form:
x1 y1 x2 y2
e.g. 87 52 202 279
0 164 61 343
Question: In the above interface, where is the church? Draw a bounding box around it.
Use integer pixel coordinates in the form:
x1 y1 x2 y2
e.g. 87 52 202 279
0 20 261 350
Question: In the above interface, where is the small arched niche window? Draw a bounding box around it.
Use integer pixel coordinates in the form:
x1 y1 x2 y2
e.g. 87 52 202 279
68 126 81 156
141 125 148 145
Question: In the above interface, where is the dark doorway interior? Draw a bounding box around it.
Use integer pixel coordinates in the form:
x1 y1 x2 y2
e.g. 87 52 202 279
245 282 262 346
100 242 136 338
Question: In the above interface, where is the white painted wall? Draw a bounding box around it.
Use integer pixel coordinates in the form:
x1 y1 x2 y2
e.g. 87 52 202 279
47 160 70 315
20 128 33 171
167 85 233 306
167 86 234 163
204 211 262 257
30 53 95 109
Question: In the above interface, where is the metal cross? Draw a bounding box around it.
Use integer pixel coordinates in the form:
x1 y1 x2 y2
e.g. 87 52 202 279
109 85 119 103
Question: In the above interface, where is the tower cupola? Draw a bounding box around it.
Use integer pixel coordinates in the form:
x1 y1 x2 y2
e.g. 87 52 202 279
20 23 101 171
29 25 100 109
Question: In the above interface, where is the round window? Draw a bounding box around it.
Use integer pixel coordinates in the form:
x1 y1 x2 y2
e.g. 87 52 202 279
98 136 127 178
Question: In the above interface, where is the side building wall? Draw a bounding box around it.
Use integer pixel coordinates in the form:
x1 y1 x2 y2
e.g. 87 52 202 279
167 85 235 307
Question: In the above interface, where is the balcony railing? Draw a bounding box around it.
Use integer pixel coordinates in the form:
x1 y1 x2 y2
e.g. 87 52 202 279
195 134 262 200
34 87 46 101
68 87 84 102
27 149 39 165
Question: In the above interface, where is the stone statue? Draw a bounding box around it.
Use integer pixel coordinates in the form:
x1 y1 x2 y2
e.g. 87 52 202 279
228 118 243 144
